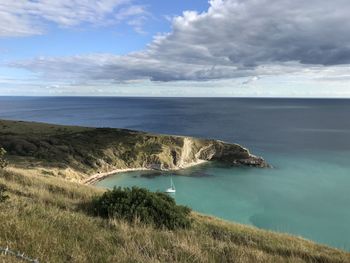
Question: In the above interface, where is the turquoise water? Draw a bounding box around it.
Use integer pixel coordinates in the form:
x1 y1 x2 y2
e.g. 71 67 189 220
96 151 350 251
1 97 349 250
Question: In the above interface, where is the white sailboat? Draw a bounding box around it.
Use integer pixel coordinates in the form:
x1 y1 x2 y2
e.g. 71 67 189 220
165 177 176 193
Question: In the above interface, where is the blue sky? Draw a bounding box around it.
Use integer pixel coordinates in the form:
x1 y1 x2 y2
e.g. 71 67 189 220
1 0 350 97
1 1 209 58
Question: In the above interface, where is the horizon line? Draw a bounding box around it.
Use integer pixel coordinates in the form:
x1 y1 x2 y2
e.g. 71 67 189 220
0 95 350 99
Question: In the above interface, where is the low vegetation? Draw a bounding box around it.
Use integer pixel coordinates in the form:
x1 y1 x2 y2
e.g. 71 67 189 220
0 168 349 262
0 148 8 202
0 184 8 203
0 119 266 182
90 187 191 230
0 120 190 179
0 147 6 169
0 120 349 262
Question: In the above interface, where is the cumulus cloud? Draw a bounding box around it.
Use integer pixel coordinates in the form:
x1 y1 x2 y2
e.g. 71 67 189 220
8 0 350 83
0 0 148 37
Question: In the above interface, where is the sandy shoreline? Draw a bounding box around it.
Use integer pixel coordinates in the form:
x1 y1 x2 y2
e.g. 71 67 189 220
83 167 150 185
83 159 208 185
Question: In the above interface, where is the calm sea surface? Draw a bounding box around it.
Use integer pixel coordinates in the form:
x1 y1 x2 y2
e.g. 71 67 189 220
0 97 349 250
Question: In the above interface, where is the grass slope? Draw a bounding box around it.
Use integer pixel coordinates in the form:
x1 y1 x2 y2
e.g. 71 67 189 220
0 120 200 181
0 169 349 263
0 119 266 183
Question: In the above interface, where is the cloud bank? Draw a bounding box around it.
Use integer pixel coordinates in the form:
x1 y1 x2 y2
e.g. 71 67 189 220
7 0 350 84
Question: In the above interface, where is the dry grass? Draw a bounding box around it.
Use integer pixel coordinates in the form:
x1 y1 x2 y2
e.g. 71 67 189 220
0 168 349 263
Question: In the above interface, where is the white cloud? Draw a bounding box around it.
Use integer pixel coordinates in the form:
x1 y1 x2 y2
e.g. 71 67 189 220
4 0 350 97
115 5 150 34
0 0 148 37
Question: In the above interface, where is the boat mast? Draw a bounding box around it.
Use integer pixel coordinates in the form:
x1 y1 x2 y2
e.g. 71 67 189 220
171 178 175 189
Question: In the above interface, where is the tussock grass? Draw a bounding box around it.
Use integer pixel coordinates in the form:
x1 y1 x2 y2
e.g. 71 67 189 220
0 169 349 262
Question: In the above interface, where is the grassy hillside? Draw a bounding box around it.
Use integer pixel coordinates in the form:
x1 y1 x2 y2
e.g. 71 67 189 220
1 168 349 263
0 119 267 182
1 119 348 262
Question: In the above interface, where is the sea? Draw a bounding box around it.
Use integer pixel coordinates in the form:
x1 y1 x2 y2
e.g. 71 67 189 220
0 96 349 250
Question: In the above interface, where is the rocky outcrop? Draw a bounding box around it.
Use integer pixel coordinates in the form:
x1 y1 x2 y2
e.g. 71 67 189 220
175 138 269 169
134 137 269 170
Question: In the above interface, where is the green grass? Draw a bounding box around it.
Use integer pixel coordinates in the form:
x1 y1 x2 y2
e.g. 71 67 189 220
0 168 349 263
0 119 259 182
0 119 91 135
0 119 189 179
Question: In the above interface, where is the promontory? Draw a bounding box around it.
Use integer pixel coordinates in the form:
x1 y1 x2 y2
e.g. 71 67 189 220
0 119 268 184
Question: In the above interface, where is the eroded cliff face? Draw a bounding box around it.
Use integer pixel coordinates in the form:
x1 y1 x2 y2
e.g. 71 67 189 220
166 137 268 169
137 137 269 171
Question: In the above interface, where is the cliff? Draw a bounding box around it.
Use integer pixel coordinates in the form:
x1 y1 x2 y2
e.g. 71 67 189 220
0 119 268 182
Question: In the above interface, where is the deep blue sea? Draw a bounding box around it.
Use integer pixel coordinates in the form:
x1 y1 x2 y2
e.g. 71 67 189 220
0 97 349 250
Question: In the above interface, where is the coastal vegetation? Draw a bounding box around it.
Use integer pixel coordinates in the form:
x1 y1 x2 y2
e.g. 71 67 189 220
0 119 267 183
0 147 6 169
0 119 349 262
90 187 192 230
1 167 349 262
0 148 8 202
0 184 8 203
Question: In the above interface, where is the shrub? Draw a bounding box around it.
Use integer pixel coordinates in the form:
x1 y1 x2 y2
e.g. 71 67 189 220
0 184 9 202
91 187 191 230
0 147 7 169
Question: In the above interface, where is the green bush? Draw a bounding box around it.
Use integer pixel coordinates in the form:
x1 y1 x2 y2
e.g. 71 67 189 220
0 147 7 169
91 187 191 230
0 184 9 202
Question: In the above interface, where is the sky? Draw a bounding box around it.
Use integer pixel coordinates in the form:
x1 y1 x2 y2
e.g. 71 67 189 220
1 0 350 97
